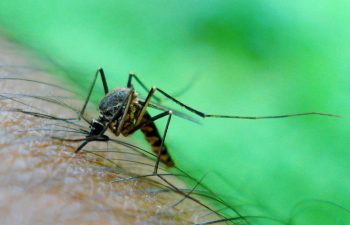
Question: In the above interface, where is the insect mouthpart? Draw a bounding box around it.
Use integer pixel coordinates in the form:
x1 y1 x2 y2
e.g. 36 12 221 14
88 118 105 136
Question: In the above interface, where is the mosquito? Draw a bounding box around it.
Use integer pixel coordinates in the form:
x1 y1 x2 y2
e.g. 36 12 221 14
76 67 339 174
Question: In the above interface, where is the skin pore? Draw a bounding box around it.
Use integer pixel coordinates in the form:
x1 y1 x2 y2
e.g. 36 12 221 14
0 36 236 225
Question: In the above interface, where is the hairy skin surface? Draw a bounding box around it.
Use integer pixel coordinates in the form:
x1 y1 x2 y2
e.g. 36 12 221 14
0 37 227 225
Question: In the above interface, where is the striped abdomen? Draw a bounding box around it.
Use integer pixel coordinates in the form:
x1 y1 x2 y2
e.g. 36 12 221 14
140 112 174 167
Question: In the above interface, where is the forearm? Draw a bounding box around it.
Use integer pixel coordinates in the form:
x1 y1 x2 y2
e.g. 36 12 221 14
0 36 224 225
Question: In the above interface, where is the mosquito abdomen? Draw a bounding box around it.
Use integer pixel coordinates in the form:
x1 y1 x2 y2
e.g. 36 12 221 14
140 112 174 167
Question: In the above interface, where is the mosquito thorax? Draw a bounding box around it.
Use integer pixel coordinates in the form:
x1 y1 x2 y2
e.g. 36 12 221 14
98 87 135 120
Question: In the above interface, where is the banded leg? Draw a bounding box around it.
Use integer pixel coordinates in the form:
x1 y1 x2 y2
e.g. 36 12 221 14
80 67 109 119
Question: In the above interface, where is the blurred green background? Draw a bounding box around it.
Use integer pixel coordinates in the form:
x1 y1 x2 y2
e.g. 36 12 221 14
0 1 349 224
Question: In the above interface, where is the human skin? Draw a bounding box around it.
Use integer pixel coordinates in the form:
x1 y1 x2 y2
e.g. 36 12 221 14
0 37 230 225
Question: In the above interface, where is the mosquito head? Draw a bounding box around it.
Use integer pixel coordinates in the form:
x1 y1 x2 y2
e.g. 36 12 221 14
88 118 105 136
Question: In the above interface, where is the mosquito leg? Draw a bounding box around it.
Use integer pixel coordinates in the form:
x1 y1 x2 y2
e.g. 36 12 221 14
127 110 170 134
115 89 134 135
79 67 109 119
135 86 156 126
127 73 161 102
126 110 173 170
127 73 200 103
154 88 340 119
153 111 172 174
